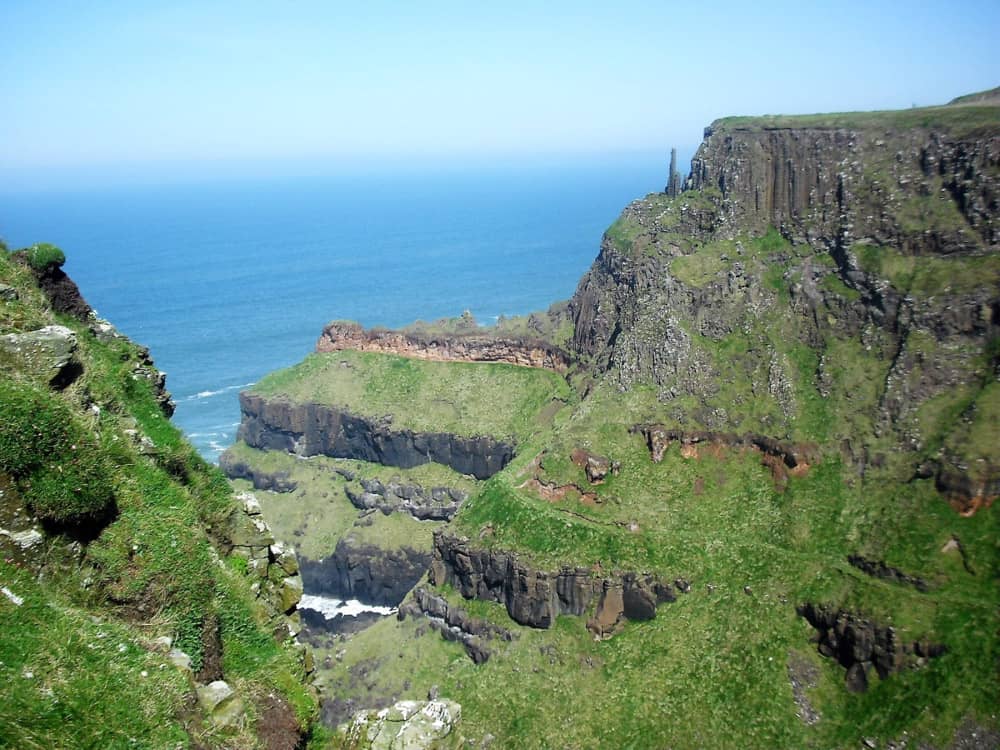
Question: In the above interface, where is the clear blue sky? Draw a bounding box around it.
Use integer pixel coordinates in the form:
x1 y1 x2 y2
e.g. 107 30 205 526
2 0 998 186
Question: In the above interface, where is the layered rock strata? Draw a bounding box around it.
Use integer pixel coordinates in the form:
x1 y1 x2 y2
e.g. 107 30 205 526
237 392 514 480
317 320 572 373
428 530 680 632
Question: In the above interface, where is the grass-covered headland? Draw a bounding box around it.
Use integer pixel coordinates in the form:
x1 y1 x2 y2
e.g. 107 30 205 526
0 243 322 749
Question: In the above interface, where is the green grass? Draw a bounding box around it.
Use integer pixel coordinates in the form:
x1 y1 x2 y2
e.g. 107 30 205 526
0 559 191 750
853 242 1000 296
714 103 1000 137
251 350 572 443
0 250 320 746
225 442 472 560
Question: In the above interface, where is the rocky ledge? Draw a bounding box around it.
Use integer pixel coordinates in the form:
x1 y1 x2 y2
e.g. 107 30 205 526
429 530 683 634
398 586 516 664
344 476 468 521
317 320 572 373
218 450 298 493
237 392 514 480
798 603 946 692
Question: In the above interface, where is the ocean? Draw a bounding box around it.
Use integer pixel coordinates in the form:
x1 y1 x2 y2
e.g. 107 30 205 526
0 158 667 460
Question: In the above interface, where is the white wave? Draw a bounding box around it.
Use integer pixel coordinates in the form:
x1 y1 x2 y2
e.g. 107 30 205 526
185 382 256 401
299 593 396 619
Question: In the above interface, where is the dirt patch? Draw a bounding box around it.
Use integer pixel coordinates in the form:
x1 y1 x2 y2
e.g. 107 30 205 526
195 613 223 683
786 651 820 725
255 691 303 750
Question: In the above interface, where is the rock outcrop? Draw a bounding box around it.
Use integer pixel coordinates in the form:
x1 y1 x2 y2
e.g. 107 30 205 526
398 586 516 664
317 320 572 373
237 393 514 480
0 325 81 388
428 530 680 631
798 603 946 692
218 450 298 493
344 476 468 521
339 699 461 749
300 535 431 608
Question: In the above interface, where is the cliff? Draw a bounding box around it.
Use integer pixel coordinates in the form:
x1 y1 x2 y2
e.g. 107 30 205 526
317 320 573 373
0 246 319 748
227 95 999 750
237 392 515 480
568 103 999 510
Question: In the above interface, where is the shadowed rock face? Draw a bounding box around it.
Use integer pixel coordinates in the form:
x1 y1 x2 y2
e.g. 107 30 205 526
798 603 946 692
428 531 679 632
299 536 431 608
218 450 298 493
236 392 514 480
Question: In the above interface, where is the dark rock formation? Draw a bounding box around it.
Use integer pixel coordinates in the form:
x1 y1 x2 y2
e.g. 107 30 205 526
428 530 680 631
218 450 298 493
344 477 467 521
237 392 514 480
316 320 572 373
398 586 516 664
798 603 946 692
15 254 94 321
847 555 930 592
299 536 431 608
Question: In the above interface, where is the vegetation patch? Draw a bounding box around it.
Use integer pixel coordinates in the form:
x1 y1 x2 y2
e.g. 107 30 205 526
251 350 572 443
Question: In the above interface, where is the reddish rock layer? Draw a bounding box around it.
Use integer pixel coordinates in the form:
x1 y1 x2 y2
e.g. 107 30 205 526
316 321 572 373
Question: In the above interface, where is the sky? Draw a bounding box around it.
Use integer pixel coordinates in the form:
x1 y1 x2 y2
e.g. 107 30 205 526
1 0 999 188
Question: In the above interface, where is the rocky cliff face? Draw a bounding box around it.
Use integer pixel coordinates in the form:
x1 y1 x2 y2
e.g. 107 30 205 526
299 535 431 608
428 530 680 633
317 320 572 373
568 109 999 506
237 392 514 480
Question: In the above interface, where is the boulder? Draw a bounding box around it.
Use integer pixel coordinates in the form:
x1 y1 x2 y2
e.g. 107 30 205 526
196 680 245 728
0 325 79 387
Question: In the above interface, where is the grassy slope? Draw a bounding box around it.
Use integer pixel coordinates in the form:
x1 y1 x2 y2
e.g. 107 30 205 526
251 350 572 444
300 217 997 747
0 250 319 748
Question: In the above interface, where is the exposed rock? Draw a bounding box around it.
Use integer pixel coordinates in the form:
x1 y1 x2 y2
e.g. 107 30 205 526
340 699 461 750
398 587 516 664
300 536 431 607
786 652 820 725
798 603 946 691
848 554 930 592
637 425 818 470
344 478 467 521
219 451 298 492
0 325 80 388
19 256 94 321
318 319 572 373
0 283 18 301
429 530 680 631
570 448 620 484
238 393 514 480
196 680 245 728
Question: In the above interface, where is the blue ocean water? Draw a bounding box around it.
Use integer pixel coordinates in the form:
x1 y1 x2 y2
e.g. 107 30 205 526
0 159 665 460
